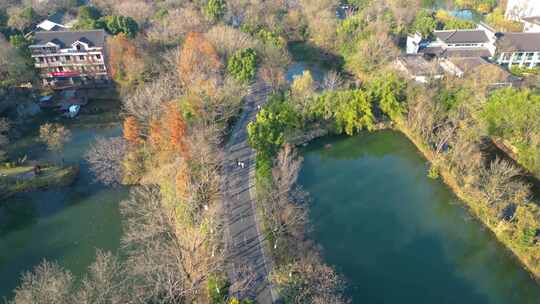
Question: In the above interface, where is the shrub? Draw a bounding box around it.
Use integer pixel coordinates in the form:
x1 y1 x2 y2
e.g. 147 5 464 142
227 48 257 83
207 275 229 304
99 15 139 38
205 0 227 22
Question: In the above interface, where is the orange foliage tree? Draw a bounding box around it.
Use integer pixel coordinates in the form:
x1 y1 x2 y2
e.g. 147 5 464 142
123 116 141 145
164 101 188 155
107 33 145 85
148 119 163 149
177 32 221 89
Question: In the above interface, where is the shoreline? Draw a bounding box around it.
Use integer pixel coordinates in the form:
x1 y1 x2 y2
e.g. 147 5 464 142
392 120 540 282
293 122 540 282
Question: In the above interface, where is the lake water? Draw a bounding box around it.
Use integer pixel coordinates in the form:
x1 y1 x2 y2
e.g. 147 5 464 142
430 0 484 22
0 124 127 300
298 131 540 304
286 62 326 84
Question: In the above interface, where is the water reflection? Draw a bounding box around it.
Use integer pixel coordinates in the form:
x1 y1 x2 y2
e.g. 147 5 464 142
299 131 540 304
0 124 126 300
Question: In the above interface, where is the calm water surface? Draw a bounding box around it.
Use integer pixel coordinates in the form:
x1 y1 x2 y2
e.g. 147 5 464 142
0 124 127 300
299 131 540 304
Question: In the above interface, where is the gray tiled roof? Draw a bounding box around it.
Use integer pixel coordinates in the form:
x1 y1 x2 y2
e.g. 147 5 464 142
442 48 492 58
419 46 444 56
32 30 106 48
434 30 489 44
447 57 492 72
497 32 540 52
396 55 443 76
419 46 491 58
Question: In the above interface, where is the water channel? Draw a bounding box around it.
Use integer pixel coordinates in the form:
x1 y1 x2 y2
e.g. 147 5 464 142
298 131 540 304
0 122 127 300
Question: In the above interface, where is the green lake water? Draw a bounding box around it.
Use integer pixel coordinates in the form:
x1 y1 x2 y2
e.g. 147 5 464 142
298 131 540 304
0 124 127 300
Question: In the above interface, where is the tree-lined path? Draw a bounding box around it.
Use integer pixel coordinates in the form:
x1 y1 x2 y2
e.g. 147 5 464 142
222 82 274 304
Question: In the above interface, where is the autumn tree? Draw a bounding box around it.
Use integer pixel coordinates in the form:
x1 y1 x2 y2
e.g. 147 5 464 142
123 116 141 145
177 32 221 89
148 119 163 149
107 33 145 86
163 101 188 154
122 73 181 125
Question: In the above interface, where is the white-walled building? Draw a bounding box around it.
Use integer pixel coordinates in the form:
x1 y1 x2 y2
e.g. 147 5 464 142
29 30 110 88
406 23 540 69
495 32 540 68
407 24 498 58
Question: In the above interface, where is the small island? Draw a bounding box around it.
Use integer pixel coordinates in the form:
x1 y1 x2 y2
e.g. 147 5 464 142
0 163 78 199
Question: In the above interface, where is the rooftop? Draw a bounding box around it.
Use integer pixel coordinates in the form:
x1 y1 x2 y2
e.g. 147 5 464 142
443 56 520 84
522 16 540 26
497 32 540 52
446 57 492 73
434 30 490 44
420 46 492 58
36 20 67 31
32 30 106 48
396 55 443 76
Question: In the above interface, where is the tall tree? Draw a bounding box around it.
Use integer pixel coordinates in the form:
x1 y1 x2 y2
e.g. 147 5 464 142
164 101 188 154
123 116 141 145
107 33 145 85
177 32 222 89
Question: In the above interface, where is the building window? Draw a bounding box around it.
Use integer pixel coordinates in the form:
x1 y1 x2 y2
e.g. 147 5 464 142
79 55 85 61
58 67 64 72
38 57 44 63
526 53 534 61
515 52 524 60
502 53 510 61
96 54 101 60
76 44 82 51
65 56 71 61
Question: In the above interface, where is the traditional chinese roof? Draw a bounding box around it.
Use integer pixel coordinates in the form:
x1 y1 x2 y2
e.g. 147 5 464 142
32 30 106 48
395 55 444 77
434 30 490 44
419 46 492 58
497 32 540 52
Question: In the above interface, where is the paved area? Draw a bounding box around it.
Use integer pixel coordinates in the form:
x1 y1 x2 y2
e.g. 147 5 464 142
223 83 274 303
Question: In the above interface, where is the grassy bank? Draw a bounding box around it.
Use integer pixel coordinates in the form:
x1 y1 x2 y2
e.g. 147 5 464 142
0 164 79 199
393 119 540 280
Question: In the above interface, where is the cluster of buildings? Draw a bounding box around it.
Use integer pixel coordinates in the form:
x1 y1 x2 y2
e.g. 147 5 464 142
28 13 110 89
397 0 540 85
